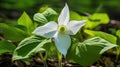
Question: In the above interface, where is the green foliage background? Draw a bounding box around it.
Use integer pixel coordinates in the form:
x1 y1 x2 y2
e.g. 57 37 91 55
0 0 120 20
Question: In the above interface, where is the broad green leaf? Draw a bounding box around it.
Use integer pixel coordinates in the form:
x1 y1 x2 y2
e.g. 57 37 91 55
90 13 109 24
84 30 117 44
84 20 100 29
70 11 87 20
18 12 35 34
33 13 48 23
67 37 117 66
0 23 28 42
85 13 109 29
0 41 16 55
12 36 51 61
116 30 120 38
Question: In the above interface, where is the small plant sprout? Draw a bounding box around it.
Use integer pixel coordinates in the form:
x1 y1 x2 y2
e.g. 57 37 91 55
33 4 86 56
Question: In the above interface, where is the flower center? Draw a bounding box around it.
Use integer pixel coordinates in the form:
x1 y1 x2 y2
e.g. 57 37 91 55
58 25 67 34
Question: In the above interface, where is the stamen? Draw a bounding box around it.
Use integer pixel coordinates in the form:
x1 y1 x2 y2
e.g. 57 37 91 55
58 25 66 34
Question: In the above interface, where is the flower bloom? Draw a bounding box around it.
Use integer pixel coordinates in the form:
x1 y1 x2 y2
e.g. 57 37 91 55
33 4 86 56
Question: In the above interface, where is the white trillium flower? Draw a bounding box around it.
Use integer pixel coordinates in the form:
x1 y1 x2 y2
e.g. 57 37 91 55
33 4 86 56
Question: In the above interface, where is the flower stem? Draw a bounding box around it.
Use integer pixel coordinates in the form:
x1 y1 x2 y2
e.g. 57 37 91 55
39 52 48 67
16 61 24 67
115 47 120 62
58 52 62 67
76 29 84 42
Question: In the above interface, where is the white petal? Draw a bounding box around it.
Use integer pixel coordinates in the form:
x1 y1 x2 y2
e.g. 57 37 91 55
53 32 71 56
67 20 86 35
58 4 69 25
33 21 58 38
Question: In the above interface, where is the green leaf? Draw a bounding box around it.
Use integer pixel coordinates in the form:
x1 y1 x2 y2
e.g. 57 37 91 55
33 13 48 23
109 28 117 35
34 8 57 24
90 13 109 24
0 23 28 42
84 30 117 44
84 20 100 29
67 37 117 66
18 12 35 34
116 30 120 45
0 41 16 55
12 36 51 61
42 8 57 19
85 13 109 29
38 5 49 13
116 30 120 38
70 11 84 20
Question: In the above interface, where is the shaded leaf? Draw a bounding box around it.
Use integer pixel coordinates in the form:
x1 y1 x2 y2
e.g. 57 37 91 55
43 43 58 58
0 23 28 42
67 37 117 66
0 41 16 55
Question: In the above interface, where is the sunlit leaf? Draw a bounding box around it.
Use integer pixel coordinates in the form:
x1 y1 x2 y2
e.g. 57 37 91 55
18 12 35 34
0 23 28 42
116 30 120 38
0 41 16 55
70 11 87 20
90 13 109 24
85 13 109 29
67 37 117 66
84 20 100 29
12 36 51 61
39 5 49 13
84 29 117 44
